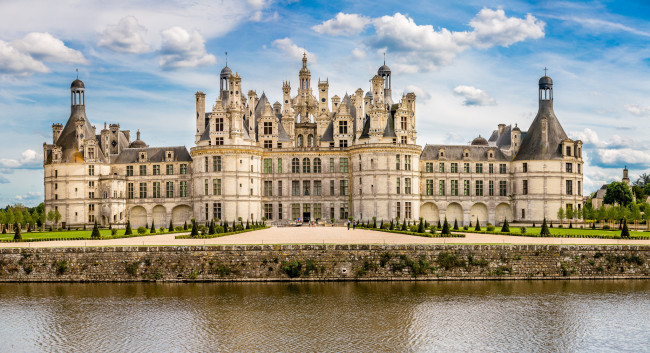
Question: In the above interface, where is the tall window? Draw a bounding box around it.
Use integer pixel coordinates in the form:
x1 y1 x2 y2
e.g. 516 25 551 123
340 180 349 196
314 203 322 220
278 180 283 196
126 165 133 176
297 135 303 147
263 122 272 135
523 163 528 173
204 179 209 195
426 179 433 196
216 117 224 131
401 116 407 130
463 180 470 196
439 163 445 173
578 181 581 195
439 180 445 196
313 158 321 173
180 181 187 197
340 158 349 173
330 158 335 172
566 180 573 195
303 158 311 173
292 181 300 196
139 183 147 198
396 202 401 219
278 204 283 220
88 165 94 176
166 164 173 175
127 183 134 199
499 181 507 196
463 163 469 173
292 204 300 220
396 178 400 194
302 180 311 196
338 120 348 134
166 181 174 198
340 202 349 219
475 180 483 196
396 155 400 170
153 182 161 198
489 180 494 196
523 180 528 195
140 165 147 175
204 157 209 172
405 202 412 219
277 158 283 173
426 162 433 173
214 203 222 220
489 163 494 174
264 204 273 220
451 163 458 173
499 164 507 174
153 165 160 175
264 158 273 174
213 156 222 172
213 179 222 196
314 180 322 196
475 163 483 173
330 180 335 195
405 155 411 171
307 134 314 147
405 178 412 194
451 180 458 196
566 163 573 173
292 158 300 173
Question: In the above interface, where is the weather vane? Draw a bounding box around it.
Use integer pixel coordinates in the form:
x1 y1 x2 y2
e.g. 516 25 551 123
544 67 548 76
225 52 228 66
76 68 78 79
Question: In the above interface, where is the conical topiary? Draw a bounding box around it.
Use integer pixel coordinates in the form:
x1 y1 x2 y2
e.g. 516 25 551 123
169 220 174 232
208 220 215 235
91 220 101 238
437 220 442 229
191 220 198 237
453 219 459 231
532 222 536 228
621 218 630 238
475 218 481 231
540 218 551 236
390 220 394 230
125 220 132 235
501 219 510 233
569 222 572 229
183 221 188 230
418 219 425 233
150 221 156 234
14 223 22 241
441 218 451 235
402 219 407 231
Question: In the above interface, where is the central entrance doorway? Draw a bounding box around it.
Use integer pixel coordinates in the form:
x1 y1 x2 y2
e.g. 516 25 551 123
303 212 311 223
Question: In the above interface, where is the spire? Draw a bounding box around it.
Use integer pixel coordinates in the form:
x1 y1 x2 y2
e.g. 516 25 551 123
225 51 228 67
76 68 78 79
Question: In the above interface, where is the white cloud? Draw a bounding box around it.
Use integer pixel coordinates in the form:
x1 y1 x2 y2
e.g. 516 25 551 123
0 40 49 75
444 132 466 144
98 16 151 54
569 128 602 146
0 149 42 169
272 37 316 62
312 13 370 36
464 8 545 48
404 84 431 101
314 9 544 72
596 148 650 166
159 27 216 70
15 191 41 201
0 175 8 184
12 32 87 64
453 85 496 106
352 48 366 59
624 104 650 116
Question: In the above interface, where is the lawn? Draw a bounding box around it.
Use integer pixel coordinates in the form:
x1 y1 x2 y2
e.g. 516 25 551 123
461 226 650 239
0 228 186 241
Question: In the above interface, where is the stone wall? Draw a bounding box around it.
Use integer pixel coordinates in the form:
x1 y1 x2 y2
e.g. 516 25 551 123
0 244 647 282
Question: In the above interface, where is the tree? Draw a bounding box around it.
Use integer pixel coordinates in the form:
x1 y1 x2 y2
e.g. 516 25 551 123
441 218 451 235
633 173 650 188
401 219 407 231
540 218 551 236
209 220 215 235
604 181 634 206
169 220 174 232
437 220 441 229
475 218 481 231
621 218 630 238
150 221 156 234
501 218 510 232
191 220 198 236
632 185 645 200
91 220 101 238
453 219 459 231
183 221 188 230
566 206 574 221
557 207 565 225
125 220 132 235
418 218 425 233
54 209 62 227
14 223 22 241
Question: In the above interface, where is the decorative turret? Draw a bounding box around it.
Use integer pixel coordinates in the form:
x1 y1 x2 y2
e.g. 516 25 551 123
52 123 63 144
129 130 147 148
195 91 206 143
318 79 329 113
623 165 630 185
377 56 393 106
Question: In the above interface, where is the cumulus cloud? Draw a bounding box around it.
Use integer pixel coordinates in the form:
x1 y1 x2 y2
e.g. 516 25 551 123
315 8 544 72
98 16 151 54
312 13 370 36
453 85 496 106
159 27 216 70
15 191 42 201
569 128 650 169
444 132 466 144
351 47 366 59
0 149 42 169
624 104 650 116
12 32 87 64
0 40 50 75
272 37 316 62
404 84 431 101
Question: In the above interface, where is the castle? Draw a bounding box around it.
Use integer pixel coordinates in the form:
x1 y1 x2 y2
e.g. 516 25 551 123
43 55 584 228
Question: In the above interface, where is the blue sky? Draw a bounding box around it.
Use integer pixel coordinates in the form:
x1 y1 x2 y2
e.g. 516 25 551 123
1 0 649 206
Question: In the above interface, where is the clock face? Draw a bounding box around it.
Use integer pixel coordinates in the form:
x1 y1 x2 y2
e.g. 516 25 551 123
111 140 117 147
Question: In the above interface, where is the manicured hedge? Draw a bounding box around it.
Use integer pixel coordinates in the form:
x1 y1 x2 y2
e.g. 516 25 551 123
175 226 269 239
363 227 465 238
459 228 650 240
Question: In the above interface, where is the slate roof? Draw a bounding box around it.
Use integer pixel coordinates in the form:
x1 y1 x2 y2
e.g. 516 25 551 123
514 100 569 161
421 144 509 161
321 120 334 142
55 105 107 163
113 146 192 164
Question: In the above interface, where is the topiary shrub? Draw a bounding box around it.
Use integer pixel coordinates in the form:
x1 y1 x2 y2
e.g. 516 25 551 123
150 221 156 234
169 220 174 232
441 218 451 235
621 219 630 238
453 219 459 231
125 220 132 235
381 223 391 230
540 218 551 236
191 221 198 236
13 223 22 241
501 219 510 233
409 225 419 232
418 219 425 233
487 225 495 232
603 225 610 230
137 226 147 235
175 226 184 232
111 229 118 236
520 226 527 234
215 225 224 234
91 221 101 238
475 219 481 231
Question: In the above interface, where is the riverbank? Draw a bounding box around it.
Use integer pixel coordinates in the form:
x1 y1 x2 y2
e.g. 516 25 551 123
0 244 647 282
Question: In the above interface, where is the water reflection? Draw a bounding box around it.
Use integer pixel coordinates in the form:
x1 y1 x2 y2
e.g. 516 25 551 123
0 281 647 352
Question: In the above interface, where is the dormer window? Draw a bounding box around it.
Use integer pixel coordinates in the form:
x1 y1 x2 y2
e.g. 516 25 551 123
165 151 174 162
566 146 571 156
139 152 147 162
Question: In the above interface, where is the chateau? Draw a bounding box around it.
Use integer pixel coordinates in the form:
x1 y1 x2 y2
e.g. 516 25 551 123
43 56 583 228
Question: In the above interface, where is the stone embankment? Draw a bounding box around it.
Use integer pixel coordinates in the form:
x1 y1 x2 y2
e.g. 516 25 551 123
0 244 647 282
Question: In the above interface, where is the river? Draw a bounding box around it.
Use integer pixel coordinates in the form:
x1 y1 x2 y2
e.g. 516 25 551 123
0 281 647 352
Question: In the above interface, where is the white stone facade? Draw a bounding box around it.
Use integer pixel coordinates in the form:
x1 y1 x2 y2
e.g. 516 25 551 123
43 58 582 228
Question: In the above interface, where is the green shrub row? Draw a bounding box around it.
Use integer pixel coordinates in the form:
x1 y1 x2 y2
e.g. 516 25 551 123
175 226 269 239
459 228 650 240
370 228 465 238
0 230 188 243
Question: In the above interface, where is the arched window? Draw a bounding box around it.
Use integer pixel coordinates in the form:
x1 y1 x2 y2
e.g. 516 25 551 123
303 158 311 173
307 134 314 147
313 158 321 173
292 158 300 173
297 134 303 148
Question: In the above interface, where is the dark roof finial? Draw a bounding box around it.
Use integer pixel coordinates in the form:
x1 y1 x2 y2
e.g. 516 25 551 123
76 68 78 79
544 67 548 76
225 51 228 67
383 52 386 65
